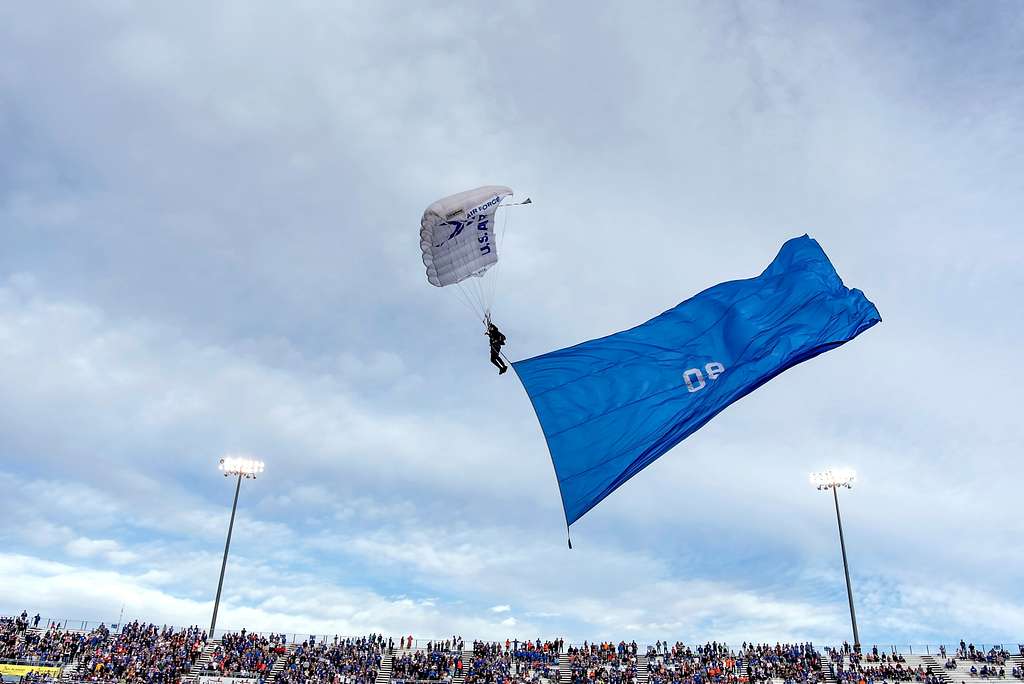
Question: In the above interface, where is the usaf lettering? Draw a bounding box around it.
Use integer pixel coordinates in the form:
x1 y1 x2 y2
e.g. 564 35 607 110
477 215 491 255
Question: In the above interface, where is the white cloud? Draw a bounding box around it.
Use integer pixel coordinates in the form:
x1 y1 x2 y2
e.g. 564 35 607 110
490 605 511 614
0 552 541 640
65 538 139 565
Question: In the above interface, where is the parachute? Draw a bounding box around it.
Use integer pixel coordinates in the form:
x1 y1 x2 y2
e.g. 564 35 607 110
420 185 518 322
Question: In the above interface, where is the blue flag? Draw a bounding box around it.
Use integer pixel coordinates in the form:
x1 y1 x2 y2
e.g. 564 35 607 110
513 235 880 528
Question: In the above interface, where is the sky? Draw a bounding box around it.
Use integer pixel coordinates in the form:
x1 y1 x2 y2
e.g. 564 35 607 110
1 1 1023 648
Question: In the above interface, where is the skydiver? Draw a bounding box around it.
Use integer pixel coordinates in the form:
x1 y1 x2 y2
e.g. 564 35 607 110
486 322 508 374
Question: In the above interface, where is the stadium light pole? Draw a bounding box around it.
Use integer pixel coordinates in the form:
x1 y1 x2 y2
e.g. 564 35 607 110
810 468 860 653
210 456 264 639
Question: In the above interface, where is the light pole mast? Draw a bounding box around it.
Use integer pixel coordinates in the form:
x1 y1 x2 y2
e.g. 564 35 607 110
210 456 264 639
810 468 860 652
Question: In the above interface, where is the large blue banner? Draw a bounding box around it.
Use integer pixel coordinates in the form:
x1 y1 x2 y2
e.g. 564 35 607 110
513 236 880 528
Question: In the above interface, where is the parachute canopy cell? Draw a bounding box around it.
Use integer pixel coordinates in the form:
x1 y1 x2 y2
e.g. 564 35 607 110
421 186 513 288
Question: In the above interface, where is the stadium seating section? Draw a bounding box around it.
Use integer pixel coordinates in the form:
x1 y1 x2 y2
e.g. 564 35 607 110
2 612 1021 684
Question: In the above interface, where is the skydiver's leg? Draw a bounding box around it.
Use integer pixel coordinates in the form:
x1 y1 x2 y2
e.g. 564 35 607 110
490 350 507 374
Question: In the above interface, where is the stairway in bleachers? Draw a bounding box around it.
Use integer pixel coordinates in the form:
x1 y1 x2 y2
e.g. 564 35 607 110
265 642 297 682
61 656 89 683
558 652 570 683
188 639 221 681
820 652 846 684
916 654 953 684
451 647 472 684
739 657 753 684
820 663 838 684
635 654 649 684
374 650 394 684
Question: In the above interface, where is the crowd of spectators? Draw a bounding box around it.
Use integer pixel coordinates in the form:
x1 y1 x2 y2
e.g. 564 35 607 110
391 643 461 683
566 641 638 684
742 643 821 684
0 617 17 661
956 643 1011 666
829 648 942 684
833 661 934 684
459 639 561 684
1 613 88 664
513 641 560 684
647 641 738 684
76 621 207 683
966 664 1006 679
274 634 384 684
863 648 906 664
7 610 1024 684
928 641 1017 680
205 630 287 678
464 641 511 684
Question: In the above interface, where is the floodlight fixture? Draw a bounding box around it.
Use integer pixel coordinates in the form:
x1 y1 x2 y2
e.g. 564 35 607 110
218 456 264 478
809 467 855 490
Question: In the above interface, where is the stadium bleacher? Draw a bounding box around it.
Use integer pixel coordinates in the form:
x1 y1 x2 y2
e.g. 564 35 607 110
391 642 461 684
566 641 638 684
74 622 207 683
1 612 1020 684
742 642 822 684
202 631 288 679
273 635 383 684
1 614 86 665
461 640 560 684
646 641 740 684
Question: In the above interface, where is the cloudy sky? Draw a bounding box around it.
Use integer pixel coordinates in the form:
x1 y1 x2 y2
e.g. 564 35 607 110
2 1 1022 647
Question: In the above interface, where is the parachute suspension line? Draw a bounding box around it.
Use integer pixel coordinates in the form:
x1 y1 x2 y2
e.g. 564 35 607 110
499 200 513 244
454 281 484 321
455 270 488 323
469 272 488 320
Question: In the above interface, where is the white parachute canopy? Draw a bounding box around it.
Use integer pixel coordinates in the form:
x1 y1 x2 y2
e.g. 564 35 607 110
420 185 514 319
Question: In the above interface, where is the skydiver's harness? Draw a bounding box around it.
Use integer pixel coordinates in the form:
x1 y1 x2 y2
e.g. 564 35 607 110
484 314 512 365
